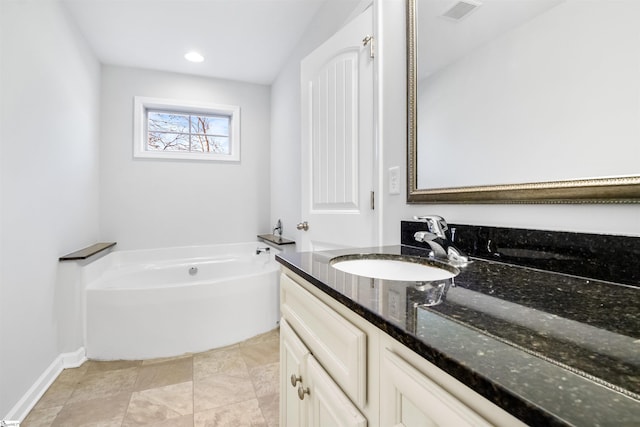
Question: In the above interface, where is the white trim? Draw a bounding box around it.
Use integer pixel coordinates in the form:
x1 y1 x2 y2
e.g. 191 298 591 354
133 96 241 161
61 347 88 369
4 348 87 422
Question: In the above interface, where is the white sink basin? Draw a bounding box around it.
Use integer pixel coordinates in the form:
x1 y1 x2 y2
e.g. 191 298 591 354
330 255 458 282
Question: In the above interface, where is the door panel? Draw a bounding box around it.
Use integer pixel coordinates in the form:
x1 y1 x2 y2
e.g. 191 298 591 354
311 51 359 211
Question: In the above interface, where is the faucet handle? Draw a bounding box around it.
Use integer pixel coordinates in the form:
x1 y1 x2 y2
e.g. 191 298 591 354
414 215 448 238
414 231 437 242
273 219 283 237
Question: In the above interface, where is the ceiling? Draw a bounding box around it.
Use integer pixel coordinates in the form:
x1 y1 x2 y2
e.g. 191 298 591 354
62 0 328 85
61 0 566 86
418 0 565 79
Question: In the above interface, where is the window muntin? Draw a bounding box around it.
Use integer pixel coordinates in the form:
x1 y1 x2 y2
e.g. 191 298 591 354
147 111 231 154
134 97 240 161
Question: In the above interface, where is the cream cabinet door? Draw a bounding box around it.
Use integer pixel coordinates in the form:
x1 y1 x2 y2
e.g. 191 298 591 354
307 355 367 427
380 348 492 427
281 318 367 427
281 319 309 427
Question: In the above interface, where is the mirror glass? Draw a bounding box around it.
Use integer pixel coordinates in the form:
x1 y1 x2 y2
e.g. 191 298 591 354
408 0 640 202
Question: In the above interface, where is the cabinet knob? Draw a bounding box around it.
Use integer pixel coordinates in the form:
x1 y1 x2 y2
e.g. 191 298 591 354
290 374 302 387
298 384 310 400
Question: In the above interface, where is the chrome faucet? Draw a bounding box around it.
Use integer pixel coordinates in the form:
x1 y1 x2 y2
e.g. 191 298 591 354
256 247 271 255
413 215 469 266
273 219 282 238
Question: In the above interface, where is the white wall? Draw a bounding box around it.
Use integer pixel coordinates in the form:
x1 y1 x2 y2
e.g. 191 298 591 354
377 0 640 243
100 66 271 250
270 0 364 242
0 0 101 416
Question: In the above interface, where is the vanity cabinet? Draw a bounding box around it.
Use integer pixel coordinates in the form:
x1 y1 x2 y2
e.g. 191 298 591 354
280 268 525 427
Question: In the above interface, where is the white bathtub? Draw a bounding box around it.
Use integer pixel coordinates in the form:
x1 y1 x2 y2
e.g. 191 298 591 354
84 242 280 360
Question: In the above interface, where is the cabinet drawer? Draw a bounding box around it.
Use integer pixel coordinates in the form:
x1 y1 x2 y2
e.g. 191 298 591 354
281 273 367 407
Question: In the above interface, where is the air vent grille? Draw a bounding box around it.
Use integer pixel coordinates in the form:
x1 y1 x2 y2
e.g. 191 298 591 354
442 0 481 21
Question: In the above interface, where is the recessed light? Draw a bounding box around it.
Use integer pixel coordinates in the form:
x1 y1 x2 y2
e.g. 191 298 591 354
184 51 204 63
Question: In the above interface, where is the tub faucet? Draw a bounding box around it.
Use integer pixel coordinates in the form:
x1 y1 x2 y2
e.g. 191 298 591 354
413 215 469 266
256 247 271 255
273 219 282 238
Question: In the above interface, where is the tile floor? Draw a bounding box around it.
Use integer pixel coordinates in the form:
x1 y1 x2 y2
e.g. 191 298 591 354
21 328 280 427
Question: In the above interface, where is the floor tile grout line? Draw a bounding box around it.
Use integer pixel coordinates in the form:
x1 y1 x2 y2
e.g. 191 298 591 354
247 357 268 425
192 353 196 427
122 366 140 426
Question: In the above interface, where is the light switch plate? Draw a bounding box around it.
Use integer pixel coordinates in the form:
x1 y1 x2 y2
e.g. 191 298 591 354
389 166 400 195
388 289 401 321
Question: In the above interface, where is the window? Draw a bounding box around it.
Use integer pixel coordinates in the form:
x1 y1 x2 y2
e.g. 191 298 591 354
134 97 240 161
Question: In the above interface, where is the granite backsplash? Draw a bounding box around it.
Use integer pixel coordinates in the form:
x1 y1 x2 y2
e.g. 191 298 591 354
401 221 640 287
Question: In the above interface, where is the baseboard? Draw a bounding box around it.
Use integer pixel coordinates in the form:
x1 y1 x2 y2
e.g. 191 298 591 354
3 347 87 422
60 347 87 369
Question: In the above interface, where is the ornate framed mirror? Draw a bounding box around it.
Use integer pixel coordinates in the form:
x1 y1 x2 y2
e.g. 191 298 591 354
407 0 640 203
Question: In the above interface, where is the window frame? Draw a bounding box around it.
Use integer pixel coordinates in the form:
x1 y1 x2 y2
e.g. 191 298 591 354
133 96 240 161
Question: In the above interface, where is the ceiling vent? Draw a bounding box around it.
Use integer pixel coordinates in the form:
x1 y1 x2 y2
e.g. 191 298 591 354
442 0 482 21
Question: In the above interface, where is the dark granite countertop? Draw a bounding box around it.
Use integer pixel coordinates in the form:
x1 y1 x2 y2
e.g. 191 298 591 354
276 245 640 426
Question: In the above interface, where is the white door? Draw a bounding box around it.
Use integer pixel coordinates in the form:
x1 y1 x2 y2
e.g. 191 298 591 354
300 7 376 251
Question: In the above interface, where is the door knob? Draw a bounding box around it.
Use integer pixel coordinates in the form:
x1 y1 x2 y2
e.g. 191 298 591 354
296 221 309 231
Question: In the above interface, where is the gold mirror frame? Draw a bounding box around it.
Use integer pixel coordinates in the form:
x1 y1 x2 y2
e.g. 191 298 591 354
406 0 640 204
